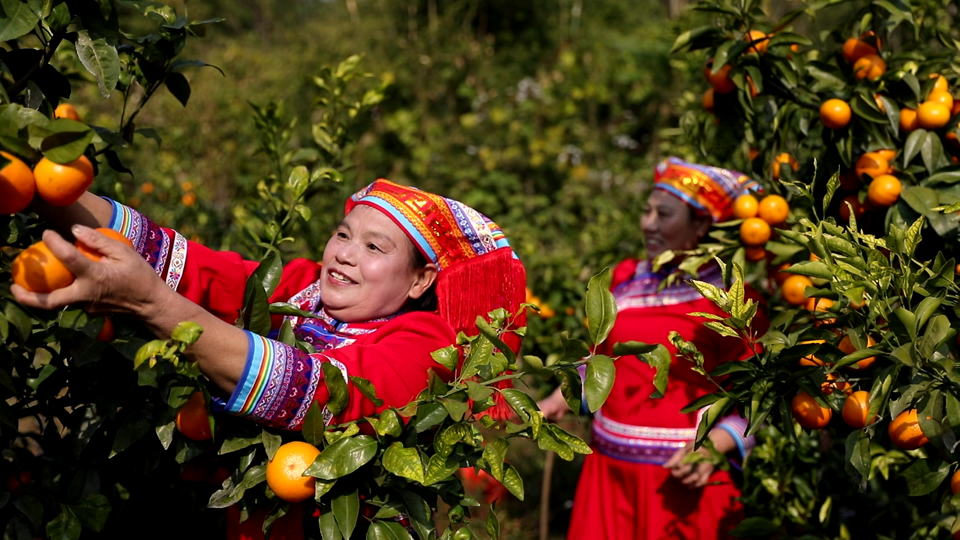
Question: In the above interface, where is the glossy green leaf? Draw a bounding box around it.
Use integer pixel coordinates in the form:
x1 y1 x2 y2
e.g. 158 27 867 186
46 505 81 540
76 30 120 97
844 430 870 483
320 510 342 540
0 0 40 42
349 375 384 408
500 463 524 501
611 341 657 356
170 321 203 345
331 489 359 539
585 267 616 346
640 345 671 399
728 517 779 537
398 490 435 540
301 400 327 447
430 345 459 372
382 442 425 484
322 362 349 416
584 354 615 412
902 458 950 496
304 435 377 480
423 453 459 485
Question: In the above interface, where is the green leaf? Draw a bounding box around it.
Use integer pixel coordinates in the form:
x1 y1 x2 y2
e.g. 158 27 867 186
320 510 342 540
585 267 616 346
45 505 81 540
301 400 327 447
70 494 111 532
382 442 425 484
398 491 436 540
374 408 403 437
640 345 671 399
414 402 448 432
241 275 271 336
348 375 383 408
844 430 871 483
219 434 262 455
40 121 95 163
901 458 950 496
164 72 191 106
611 341 657 356
304 435 377 480
0 0 40 42
268 302 316 318
921 130 948 174
584 355 615 413
499 388 539 421
500 463 524 501
785 260 833 280
331 489 359 539
75 30 119 98
482 439 509 482
430 345 459 372
902 129 927 168
536 424 574 461
27 363 57 390
110 410 151 457
322 362 349 416
170 321 203 345
366 521 414 540
423 453 459 485
262 429 281 460
728 517 779 537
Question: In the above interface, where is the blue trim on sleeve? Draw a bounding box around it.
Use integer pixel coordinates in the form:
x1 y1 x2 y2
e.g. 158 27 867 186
718 424 747 460
212 331 260 415
104 197 122 230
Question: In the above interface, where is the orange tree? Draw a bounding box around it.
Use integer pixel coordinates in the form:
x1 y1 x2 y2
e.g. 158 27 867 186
0 3 621 539
664 0 960 538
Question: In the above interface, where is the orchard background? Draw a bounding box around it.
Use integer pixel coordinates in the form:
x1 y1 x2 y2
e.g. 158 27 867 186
4 0 960 539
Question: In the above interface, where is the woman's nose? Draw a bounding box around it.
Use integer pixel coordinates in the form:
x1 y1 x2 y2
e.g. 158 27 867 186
335 242 358 265
641 212 656 231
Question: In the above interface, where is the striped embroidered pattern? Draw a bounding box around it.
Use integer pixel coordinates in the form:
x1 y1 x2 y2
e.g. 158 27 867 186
107 198 170 280
592 409 694 465
613 260 725 309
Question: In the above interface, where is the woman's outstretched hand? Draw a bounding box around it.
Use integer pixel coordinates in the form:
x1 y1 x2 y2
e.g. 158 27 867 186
663 443 716 489
11 225 166 316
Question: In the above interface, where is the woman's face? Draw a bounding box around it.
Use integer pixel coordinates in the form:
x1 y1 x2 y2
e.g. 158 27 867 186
641 189 712 262
321 205 437 322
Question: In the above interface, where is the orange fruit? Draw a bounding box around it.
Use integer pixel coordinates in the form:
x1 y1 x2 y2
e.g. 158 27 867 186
805 297 835 326
744 30 769 55
745 246 766 262
739 217 771 246
33 155 95 207
781 274 813 306
821 373 852 396
842 37 877 64
0 152 36 215
875 149 897 162
96 316 115 342
773 153 799 179
855 152 889 179
181 192 196 207
732 194 759 219
758 194 789 226
820 99 852 129
772 262 792 285
11 240 75 293
930 73 949 94
141 182 155 195
900 108 920 132
746 76 758 98
867 175 902 207
798 339 827 367
947 128 960 149
703 88 715 112
927 90 955 110
953 100 960 116
888 409 929 450
266 441 322 502
54 103 81 122
791 392 832 429
952 469 960 495
917 101 951 129
853 54 885 81
708 63 736 94
175 391 213 442
839 334 877 369
838 194 867 222
75 228 135 261
842 391 876 429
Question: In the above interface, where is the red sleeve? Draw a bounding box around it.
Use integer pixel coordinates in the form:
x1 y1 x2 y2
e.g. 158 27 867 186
611 258 640 290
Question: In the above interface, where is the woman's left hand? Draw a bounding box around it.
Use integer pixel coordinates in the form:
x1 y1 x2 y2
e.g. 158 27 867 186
663 443 716 488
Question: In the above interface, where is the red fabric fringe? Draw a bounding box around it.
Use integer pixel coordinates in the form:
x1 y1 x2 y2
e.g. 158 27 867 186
437 249 526 421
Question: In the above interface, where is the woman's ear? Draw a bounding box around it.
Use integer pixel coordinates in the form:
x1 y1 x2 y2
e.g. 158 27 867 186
408 263 439 299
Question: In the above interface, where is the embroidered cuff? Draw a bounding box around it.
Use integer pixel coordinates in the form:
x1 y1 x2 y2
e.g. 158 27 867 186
103 197 187 291
212 331 328 430
716 414 755 460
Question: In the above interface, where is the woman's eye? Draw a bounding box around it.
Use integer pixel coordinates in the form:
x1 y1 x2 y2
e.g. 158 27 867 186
336 231 348 239
367 243 382 252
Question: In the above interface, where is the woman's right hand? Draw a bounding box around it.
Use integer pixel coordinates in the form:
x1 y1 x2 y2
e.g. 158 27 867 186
11 225 168 317
538 386 571 421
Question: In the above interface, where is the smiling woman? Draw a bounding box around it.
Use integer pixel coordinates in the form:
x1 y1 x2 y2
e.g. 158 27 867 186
14 179 526 428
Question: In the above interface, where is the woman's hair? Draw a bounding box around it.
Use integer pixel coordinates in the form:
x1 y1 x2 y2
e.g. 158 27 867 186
405 243 439 312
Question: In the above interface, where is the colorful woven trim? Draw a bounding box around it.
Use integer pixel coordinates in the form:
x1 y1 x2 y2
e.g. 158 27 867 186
106 198 182 288
213 332 326 430
654 157 760 222
346 179 513 270
591 409 696 465
612 260 725 310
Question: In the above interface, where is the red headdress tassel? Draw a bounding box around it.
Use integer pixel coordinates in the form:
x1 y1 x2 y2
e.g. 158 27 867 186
436 249 527 421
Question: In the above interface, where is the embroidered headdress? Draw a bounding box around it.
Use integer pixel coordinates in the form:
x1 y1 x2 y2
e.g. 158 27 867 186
653 157 761 222
346 179 526 417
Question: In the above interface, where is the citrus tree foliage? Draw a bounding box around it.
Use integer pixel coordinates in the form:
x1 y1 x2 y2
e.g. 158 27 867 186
667 0 960 537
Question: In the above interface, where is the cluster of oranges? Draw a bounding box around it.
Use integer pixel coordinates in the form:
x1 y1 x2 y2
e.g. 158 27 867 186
11 227 133 294
842 31 886 81
901 74 959 133
733 193 789 261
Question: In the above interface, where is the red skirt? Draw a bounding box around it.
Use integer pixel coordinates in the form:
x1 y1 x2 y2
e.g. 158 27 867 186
567 446 743 539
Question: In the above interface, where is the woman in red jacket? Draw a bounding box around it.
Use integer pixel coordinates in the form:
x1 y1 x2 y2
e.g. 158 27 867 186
540 157 769 540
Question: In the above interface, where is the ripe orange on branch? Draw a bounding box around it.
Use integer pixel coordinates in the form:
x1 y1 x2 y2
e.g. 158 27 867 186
772 153 798 179
839 334 877 370
267 441 322 502
888 409 929 450
852 54 885 81
899 108 920 132
917 101 951 129
54 103 81 121
855 152 889 179
0 151 36 215
781 275 813 306
930 74 949 95
732 194 758 219
34 155 94 206
757 195 789 226
702 88 715 112
820 99 852 129
176 392 213 441
791 392 832 429
926 90 954 110
842 391 876 429
11 240 75 293
842 36 877 64
739 217 771 246
705 61 736 94
744 30 769 55
867 175 902 207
